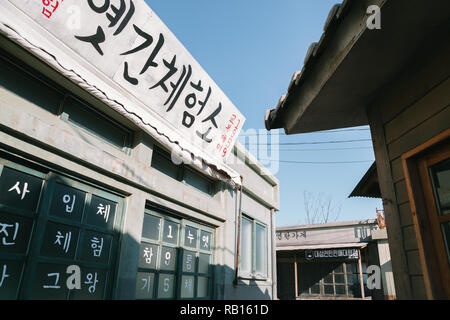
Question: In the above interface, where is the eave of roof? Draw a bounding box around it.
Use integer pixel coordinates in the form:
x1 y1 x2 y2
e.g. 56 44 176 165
265 0 450 134
349 161 381 199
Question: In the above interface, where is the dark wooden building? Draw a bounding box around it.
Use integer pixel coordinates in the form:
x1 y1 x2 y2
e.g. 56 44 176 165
265 0 450 299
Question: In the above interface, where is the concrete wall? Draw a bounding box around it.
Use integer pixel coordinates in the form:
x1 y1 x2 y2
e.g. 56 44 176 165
0 37 279 300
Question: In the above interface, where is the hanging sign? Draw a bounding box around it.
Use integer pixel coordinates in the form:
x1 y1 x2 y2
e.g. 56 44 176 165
6 0 245 162
305 248 359 260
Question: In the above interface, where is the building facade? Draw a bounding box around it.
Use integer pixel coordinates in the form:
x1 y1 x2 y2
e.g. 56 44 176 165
265 0 450 299
0 1 280 300
276 220 395 300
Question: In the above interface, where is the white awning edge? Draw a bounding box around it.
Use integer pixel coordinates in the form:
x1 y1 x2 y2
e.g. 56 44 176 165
0 16 242 188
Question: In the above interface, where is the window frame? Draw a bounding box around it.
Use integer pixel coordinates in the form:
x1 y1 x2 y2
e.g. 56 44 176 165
136 207 215 300
0 151 126 300
297 261 365 299
0 48 134 155
239 214 268 280
402 129 450 299
61 95 133 154
151 146 215 196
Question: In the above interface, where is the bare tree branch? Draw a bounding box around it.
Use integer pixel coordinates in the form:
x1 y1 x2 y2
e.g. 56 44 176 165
302 191 341 224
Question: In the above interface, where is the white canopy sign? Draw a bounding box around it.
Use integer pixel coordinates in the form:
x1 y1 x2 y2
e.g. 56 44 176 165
6 0 245 164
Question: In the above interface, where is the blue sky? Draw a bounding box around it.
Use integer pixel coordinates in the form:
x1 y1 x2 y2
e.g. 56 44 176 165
146 0 382 226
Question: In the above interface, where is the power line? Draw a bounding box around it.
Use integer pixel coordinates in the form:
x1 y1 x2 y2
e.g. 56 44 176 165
278 146 373 152
258 159 374 164
239 128 370 136
244 139 372 145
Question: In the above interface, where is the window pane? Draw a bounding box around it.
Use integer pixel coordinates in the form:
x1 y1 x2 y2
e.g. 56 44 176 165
184 168 212 195
0 260 24 299
0 55 62 114
198 253 210 274
138 243 158 269
64 97 129 149
441 222 450 264
50 183 86 222
334 264 344 273
311 283 320 294
324 284 334 295
200 230 212 251
0 167 43 212
335 274 345 284
151 149 180 180
157 274 175 299
335 284 346 296
430 158 450 216
182 250 196 273
184 226 198 249
324 273 333 284
346 263 357 274
160 246 177 271
86 196 117 231
197 277 209 298
180 275 195 298
349 273 359 285
162 220 179 245
135 272 154 299
141 214 161 241
40 222 79 259
255 224 266 276
0 213 33 255
240 217 252 274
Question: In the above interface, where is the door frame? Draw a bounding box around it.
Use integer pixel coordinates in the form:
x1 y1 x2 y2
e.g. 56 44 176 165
402 128 450 299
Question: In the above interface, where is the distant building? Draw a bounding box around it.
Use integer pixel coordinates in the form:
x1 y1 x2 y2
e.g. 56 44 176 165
276 219 395 300
265 0 450 299
0 1 280 299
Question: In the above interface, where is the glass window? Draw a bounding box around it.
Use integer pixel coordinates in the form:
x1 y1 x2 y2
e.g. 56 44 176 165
184 168 212 195
135 272 155 299
240 216 268 278
430 158 450 216
441 222 450 264
184 226 198 249
141 214 161 241
182 251 196 273
63 97 131 150
324 273 333 284
255 223 267 276
324 284 334 295
162 220 179 245
198 253 210 274
136 209 214 299
240 217 253 275
151 147 214 195
297 262 365 298
0 160 124 300
151 148 180 181
180 275 195 298
430 158 450 264
335 284 346 295
0 53 62 115
335 274 345 284
0 167 44 213
197 277 209 298
310 283 320 295
157 274 175 299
